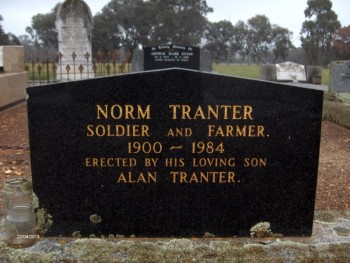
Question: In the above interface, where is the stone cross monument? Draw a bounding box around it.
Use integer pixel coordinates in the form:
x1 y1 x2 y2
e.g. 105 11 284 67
56 0 94 80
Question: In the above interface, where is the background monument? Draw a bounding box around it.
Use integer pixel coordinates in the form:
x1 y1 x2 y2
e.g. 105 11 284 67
329 60 350 94
56 0 94 80
0 46 27 110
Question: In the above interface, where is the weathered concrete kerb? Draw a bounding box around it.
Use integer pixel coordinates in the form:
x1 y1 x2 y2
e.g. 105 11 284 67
0 211 349 262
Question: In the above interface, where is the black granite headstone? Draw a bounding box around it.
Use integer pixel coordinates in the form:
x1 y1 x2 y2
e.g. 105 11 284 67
27 69 323 237
144 45 200 71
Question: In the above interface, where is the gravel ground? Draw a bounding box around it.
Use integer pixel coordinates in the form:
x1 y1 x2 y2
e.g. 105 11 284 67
0 104 349 213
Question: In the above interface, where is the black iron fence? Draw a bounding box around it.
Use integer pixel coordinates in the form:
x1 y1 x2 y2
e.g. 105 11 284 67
25 50 132 86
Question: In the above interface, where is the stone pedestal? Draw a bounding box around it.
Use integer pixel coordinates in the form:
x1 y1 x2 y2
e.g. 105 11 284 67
0 72 27 110
1 46 25 72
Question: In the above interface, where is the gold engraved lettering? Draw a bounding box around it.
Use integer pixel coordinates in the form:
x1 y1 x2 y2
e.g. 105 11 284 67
167 127 192 137
165 158 185 167
171 171 235 183
117 172 157 183
192 158 235 167
244 158 267 167
86 124 150 137
207 125 265 137
169 105 253 120
96 104 151 120
85 158 137 167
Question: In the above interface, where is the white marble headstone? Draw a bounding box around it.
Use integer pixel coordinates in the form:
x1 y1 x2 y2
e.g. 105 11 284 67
56 0 94 80
276 62 306 82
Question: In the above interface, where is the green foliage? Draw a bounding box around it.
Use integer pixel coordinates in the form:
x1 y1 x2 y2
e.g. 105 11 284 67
333 26 350 60
204 16 294 65
271 25 295 63
0 14 6 44
323 100 350 128
204 20 235 63
148 0 213 46
300 0 341 65
0 14 21 45
26 63 57 81
213 64 260 79
24 1 296 65
247 15 272 64
322 67 330 86
94 0 213 52
26 3 60 48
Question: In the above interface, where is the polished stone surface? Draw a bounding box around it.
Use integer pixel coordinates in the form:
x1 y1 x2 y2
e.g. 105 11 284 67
27 69 323 237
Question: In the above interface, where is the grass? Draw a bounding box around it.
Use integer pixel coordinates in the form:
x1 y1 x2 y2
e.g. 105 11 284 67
26 62 330 86
213 63 330 86
213 64 260 79
26 62 129 81
26 63 57 81
321 68 330 86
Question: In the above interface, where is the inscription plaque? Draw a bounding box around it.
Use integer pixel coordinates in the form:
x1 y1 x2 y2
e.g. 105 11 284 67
144 45 200 71
27 69 323 237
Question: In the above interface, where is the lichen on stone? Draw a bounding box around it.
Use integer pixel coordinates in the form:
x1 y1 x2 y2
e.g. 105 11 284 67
72 231 81 238
204 232 215 238
250 222 273 238
89 214 102 224
35 208 53 235
32 192 39 210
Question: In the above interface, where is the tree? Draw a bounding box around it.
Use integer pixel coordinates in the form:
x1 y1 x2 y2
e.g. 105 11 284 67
0 15 7 44
0 14 20 45
95 0 213 49
300 0 341 65
148 0 213 46
333 25 350 60
99 0 146 51
92 12 123 54
204 20 234 63
230 20 247 63
26 3 60 48
247 15 272 64
271 25 294 63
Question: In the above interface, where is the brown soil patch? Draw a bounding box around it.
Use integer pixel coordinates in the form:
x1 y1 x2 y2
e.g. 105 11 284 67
0 104 349 213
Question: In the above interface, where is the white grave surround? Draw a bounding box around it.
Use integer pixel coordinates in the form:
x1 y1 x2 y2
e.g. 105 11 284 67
276 62 306 82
